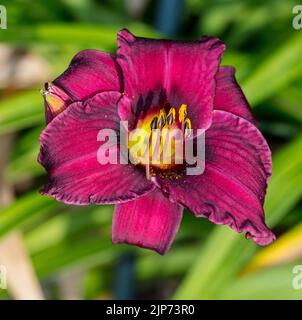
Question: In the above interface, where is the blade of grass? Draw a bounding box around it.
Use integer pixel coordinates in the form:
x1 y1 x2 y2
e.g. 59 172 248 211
273 87 302 123
0 23 158 49
0 192 57 238
174 133 302 299
32 236 121 278
243 218 302 274
25 206 112 254
0 90 44 135
217 263 302 300
242 33 302 106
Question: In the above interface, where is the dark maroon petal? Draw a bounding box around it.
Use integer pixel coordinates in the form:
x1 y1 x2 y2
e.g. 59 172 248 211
153 110 274 246
117 94 137 131
214 66 256 124
117 29 225 130
38 91 154 205
112 188 183 254
54 50 122 100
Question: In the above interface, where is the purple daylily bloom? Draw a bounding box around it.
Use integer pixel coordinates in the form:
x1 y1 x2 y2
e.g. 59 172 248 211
38 29 275 255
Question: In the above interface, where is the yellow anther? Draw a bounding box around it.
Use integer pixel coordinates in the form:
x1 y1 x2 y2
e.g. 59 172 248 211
158 109 166 128
167 107 176 125
150 116 158 129
184 118 192 137
179 104 187 122
184 117 192 129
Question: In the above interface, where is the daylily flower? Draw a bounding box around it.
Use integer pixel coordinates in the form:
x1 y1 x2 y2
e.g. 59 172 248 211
38 29 275 255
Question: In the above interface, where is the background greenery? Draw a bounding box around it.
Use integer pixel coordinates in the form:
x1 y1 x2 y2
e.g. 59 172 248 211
0 0 302 300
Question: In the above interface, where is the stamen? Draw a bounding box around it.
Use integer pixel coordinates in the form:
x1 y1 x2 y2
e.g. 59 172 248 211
158 109 166 129
184 118 192 138
178 104 187 123
150 116 158 129
129 103 191 171
167 108 175 125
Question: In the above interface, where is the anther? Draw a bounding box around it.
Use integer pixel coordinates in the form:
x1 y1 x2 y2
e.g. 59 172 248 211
150 116 158 129
184 118 192 137
158 109 166 129
179 104 187 123
167 108 175 125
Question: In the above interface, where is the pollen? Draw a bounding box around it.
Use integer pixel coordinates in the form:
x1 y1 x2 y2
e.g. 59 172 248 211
167 107 176 125
129 104 192 178
184 118 192 138
158 109 166 129
178 104 187 123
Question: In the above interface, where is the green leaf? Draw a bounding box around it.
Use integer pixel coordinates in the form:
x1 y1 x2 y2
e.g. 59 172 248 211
7 146 44 183
0 23 158 49
32 236 120 278
265 133 302 226
217 263 302 300
242 33 302 106
243 219 302 274
0 192 57 238
273 87 302 123
174 133 302 299
25 206 112 254
0 90 44 135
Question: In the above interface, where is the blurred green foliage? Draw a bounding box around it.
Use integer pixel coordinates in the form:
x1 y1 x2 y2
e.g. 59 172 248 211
0 0 302 300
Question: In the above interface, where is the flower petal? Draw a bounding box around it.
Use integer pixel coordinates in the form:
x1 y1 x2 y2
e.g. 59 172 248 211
54 50 122 100
38 91 154 205
214 66 256 124
117 29 225 130
112 188 183 254
153 110 275 246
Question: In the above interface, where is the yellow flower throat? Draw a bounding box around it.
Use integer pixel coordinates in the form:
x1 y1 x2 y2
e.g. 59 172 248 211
128 104 192 178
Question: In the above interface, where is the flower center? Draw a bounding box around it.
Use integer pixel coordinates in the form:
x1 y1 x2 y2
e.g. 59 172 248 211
128 104 192 179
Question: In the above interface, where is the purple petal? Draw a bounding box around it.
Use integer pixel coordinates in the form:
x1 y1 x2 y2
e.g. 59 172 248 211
38 91 154 205
214 66 256 124
117 29 225 130
54 50 122 100
153 110 275 246
117 94 136 131
112 188 183 254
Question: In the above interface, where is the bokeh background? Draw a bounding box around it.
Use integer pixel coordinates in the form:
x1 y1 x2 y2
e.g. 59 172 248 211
0 0 302 300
